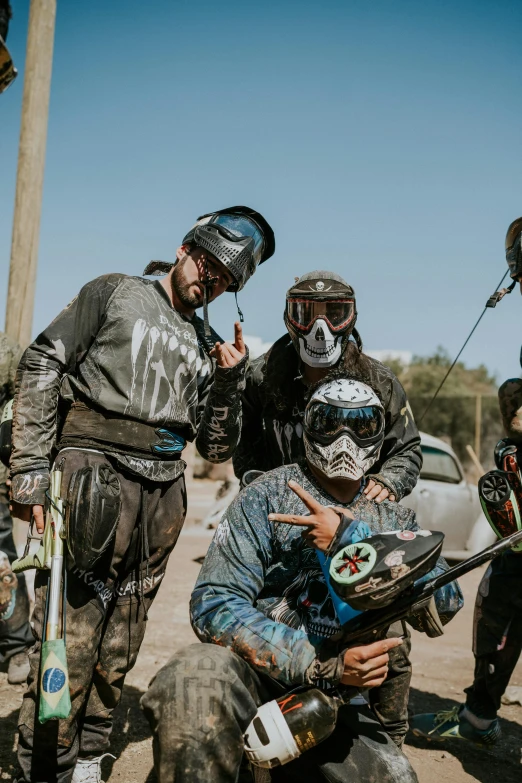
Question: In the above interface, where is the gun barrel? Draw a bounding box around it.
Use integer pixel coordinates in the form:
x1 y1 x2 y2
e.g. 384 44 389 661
46 554 64 640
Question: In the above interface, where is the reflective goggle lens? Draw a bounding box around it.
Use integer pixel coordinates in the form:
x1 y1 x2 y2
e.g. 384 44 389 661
212 214 265 264
286 299 355 332
305 403 383 443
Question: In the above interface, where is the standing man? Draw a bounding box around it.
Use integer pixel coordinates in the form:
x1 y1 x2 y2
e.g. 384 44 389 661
0 332 33 684
10 206 275 783
411 216 522 746
233 270 423 747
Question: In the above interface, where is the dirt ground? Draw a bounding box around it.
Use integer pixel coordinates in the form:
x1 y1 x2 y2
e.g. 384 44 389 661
1 478 521 782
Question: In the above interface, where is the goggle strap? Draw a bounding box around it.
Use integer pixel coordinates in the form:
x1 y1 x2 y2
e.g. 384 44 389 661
234 292 244 323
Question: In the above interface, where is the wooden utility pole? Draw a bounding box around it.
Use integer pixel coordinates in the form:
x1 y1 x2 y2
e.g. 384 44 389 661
5 0 57 347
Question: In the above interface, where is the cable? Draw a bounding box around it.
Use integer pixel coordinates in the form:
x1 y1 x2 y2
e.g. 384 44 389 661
418 270 511 425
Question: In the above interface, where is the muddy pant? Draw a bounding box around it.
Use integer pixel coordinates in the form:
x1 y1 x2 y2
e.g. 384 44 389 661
142 642 418 783
464 552 522 720
16 448 187 783
369 621 411 748
0 484 33 661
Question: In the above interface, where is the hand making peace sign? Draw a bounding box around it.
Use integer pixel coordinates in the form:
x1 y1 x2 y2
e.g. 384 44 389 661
268 480 355 552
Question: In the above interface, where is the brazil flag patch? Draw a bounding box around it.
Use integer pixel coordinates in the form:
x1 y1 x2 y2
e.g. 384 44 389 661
39 639 71 722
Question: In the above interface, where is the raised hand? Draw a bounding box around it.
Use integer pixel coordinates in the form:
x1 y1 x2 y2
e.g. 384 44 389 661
210 322 246 368
268 480 354 551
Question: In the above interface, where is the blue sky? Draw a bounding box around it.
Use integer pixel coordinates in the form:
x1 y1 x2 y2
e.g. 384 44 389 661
1 0 521 383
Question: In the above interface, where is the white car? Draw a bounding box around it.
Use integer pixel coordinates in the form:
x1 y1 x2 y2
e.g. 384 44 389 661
401 432 496 560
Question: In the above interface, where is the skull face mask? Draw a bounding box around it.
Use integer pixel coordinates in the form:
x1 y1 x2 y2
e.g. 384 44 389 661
303 378 385 481
297 318 343 367
284 271 357 369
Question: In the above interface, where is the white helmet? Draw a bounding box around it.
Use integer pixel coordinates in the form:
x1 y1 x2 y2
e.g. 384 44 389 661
303 378 385 481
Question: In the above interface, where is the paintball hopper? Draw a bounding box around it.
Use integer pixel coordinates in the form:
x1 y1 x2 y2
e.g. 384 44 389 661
244 688 338 768
478 439 522 553
329 530 444 611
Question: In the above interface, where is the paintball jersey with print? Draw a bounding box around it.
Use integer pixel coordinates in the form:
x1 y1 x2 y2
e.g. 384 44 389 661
11 274 247 504
191 462 463 688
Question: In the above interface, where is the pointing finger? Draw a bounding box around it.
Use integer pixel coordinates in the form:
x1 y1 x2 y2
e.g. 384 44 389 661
268 513 315 527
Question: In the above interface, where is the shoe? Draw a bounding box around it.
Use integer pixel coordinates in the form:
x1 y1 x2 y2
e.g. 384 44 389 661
71 754 115 783
7 650 30 684
410 705 501 746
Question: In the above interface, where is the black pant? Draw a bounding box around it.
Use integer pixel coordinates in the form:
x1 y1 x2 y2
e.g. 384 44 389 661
464 552 522 720
16 449 187 783
0 484 33 662
142 642 418 783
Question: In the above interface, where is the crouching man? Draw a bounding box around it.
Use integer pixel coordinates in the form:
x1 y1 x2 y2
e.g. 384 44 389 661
142 373 463 783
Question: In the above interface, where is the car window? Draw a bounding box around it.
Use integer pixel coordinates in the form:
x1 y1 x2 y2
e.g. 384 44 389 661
420 445 462 484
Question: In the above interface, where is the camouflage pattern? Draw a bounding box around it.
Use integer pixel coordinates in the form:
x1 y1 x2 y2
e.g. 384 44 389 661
233 335 422 501
10 274 247 504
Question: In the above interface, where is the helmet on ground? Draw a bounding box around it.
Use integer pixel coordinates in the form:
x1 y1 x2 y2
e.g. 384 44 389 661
303 378 385 481
284 271 357 368
505 217 522 281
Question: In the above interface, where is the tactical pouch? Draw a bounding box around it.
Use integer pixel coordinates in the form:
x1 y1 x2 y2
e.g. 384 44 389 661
66 463 121 570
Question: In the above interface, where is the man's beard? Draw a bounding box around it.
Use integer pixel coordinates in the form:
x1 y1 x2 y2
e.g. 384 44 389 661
171 261 203 309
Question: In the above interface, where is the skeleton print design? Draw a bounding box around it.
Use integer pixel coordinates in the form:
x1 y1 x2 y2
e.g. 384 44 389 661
268 563 340 639
298 318 343 368
11 275 247 501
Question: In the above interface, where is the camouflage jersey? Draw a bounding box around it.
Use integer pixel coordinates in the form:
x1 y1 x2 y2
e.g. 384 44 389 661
232 335 423 501
191 462 463 688
10 274 248 504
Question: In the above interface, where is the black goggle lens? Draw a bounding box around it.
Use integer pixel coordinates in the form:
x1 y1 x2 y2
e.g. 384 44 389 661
305 403 384 442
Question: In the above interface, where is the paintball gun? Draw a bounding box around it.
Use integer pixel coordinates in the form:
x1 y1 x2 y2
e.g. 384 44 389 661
13 462 71 722
244 525 522 768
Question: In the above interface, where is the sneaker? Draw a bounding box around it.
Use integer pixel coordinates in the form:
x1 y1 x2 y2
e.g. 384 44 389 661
410 705 501 746
7 650 30 684
71 754 115 783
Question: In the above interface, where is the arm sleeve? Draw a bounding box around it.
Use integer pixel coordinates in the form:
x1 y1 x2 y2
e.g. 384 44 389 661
195 350 249 464
232 355 270 479
368 376 422 500
190 488 317 687
10 274 124 504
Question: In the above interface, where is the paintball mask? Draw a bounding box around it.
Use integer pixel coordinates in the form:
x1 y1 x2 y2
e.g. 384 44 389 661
285 272 357 368
144 206 275 292
303 379 385 481
506 217 522 281
478 438 522 553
